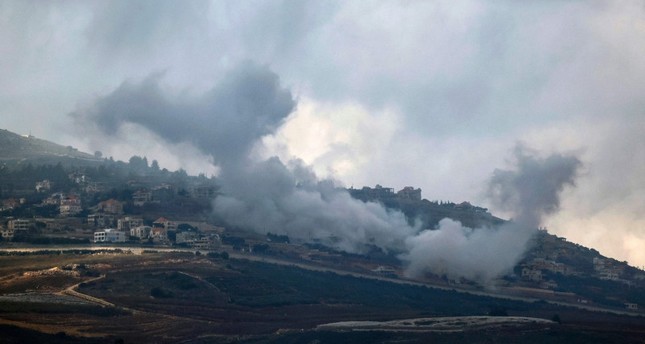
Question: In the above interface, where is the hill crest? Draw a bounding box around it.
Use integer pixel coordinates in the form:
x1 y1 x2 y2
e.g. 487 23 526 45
0 128 97 161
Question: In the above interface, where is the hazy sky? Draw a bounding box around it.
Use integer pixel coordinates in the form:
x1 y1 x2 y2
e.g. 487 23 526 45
2 1 644 267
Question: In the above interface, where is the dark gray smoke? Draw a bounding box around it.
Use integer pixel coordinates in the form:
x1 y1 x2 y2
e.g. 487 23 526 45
72 62 417 253
402 146 582 284
488 145 582 228
72 62 295 166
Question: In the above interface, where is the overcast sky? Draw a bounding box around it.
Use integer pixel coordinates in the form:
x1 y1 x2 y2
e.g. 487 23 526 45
2 1 644 267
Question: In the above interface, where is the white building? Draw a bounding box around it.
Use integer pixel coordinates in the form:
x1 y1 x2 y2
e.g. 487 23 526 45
8 219 31 231
94 229 127 243
192 236 220 250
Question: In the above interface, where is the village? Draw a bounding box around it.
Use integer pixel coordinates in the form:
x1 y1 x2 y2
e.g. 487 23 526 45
0 162 643 314
0 162 222 250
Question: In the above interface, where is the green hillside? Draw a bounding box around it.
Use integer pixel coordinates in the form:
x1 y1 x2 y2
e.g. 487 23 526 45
0 129 97 161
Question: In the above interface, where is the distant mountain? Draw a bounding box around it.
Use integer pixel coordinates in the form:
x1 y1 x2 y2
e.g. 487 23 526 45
0 128 99 162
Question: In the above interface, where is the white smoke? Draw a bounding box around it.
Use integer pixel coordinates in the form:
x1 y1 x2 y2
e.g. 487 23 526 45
403 219 534 283
401 146 581 284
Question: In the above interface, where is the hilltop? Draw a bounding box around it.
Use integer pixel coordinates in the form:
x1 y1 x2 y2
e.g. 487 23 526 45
0 129 99 163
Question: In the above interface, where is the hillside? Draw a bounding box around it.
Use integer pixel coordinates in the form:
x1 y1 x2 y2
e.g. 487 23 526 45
0 129 98 162
0 127 642 310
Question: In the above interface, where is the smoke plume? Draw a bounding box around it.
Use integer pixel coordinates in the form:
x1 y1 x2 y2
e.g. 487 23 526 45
72 62 295 166
401 146 581 283
74 64 581 283
73 62 417 253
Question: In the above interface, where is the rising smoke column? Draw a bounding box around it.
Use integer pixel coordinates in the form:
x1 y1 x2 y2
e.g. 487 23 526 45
401 146 581 284
72 62 418 253
73 63 581 281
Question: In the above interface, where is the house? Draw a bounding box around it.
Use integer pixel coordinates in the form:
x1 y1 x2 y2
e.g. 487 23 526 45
521 268 542 282
540 280 558 289
594 257 624 280
396 186 422 201
453 201 490 214
8 218 31 231
625 303 638 311
192 235 220 250
176 231 199 244
42 193 63 206
599 271 620 281
348 184 396 201
97 199 124 215
117 216 143 231
35 180 51 192
132 189 153 206
150 227 168 242
528 258 567 275
130 225 152 239
372 266 397 275
1 198 21 211
60 195 82 216
68 172 87 184
85 182 103 193
94 229 127 243
153 217 176 231
88 213 116 228
191 185 216 199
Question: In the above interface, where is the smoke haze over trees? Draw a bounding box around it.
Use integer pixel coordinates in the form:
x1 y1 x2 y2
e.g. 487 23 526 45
74 62 582 283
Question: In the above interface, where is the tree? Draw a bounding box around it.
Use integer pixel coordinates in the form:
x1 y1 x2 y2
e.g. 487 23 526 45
488 307 508 316
150 287 172 298
94 151 103 159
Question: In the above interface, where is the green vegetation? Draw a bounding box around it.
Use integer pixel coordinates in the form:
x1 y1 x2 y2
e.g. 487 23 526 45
207 260 531 315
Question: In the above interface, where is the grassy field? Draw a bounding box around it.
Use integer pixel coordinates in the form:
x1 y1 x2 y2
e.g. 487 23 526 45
0 250 643 343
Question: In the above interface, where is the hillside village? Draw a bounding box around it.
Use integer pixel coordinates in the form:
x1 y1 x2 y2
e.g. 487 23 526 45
0 162 221 249
0 130 644 313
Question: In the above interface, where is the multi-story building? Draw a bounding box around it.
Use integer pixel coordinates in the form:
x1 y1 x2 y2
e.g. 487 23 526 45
396 186 422 201
60 195 82 216
88 213 116 228
8 218 31 231
97 199 124 215
132 189 153 206
117 216 143 231
93 229 127 243
130 225 151 239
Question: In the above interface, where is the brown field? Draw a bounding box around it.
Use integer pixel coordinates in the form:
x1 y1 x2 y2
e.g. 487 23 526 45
0 250 644 343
